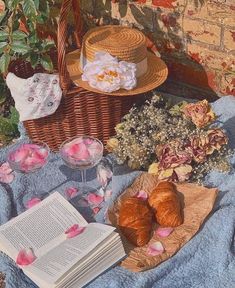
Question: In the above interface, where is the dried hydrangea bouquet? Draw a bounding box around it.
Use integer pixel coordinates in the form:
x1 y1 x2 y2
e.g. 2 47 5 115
107 95 232 183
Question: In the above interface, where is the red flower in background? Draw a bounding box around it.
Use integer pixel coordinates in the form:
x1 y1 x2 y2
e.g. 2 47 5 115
152 0 176 8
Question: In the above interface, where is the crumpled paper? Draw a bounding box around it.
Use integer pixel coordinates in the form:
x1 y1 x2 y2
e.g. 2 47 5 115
108 173 218 272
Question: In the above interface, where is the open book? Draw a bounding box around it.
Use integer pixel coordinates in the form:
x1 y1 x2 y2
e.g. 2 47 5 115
0 192 126 288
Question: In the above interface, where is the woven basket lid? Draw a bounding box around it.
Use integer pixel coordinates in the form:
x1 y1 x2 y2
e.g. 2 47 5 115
66 25 168 96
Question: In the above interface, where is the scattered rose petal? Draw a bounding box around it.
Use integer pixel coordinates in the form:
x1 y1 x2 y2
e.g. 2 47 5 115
87 193 104 206
93 207 101 214
136 190 148 200
0 162 13 174
16 248 36 266
105 189 112 201
97 164 113 188
65 187 79 199
0 162 15 184
147 241 164 256
155 227 174 238
97 187 105 197
26 198 41 209
65 224 85 238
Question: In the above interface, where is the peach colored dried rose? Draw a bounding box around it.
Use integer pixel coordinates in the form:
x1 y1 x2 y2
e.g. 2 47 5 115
206 128 228 154
183 100 215 128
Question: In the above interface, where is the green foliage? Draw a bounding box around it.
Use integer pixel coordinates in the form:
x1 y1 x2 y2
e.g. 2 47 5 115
0 106 20 145
0 0 58 74
0 0 59 145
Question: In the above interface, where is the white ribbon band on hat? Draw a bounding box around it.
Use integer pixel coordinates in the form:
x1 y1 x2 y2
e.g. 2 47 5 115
80 52 148 78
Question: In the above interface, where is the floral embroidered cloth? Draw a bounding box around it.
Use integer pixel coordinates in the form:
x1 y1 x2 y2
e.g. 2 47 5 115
0 96 234 288
6 73 62 121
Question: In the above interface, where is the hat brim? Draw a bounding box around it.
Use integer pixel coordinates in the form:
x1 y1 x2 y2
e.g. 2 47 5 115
66 50 168 96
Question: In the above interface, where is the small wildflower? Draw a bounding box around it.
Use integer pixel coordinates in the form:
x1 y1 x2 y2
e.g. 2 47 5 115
107 93 232 182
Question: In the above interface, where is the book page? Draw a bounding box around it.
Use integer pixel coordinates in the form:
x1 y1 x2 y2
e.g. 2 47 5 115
0 192 88 259
24 223 116 286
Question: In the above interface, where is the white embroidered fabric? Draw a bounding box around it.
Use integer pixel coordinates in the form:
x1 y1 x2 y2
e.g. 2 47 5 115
6 73 62 121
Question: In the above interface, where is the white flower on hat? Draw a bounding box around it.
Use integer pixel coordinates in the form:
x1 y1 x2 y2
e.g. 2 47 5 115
81 52 137 93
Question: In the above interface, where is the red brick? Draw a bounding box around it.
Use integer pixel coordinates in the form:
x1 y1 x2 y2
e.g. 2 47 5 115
224 29 235 51
184 18 221 46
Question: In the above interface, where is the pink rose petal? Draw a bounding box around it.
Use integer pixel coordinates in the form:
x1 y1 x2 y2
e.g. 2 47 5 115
0 162 12 174
136 190 148 201
0 173 15 184
65 224 85 238
88 141 103 157
9 147 29 162
64 142 90 160
97 166 113 187
26 198 41 209
16 248 36 266
65 187 79 199
87 193 104 206
9 144 48 172
83 138 94 145
0 162 14 184
155 227 174 238
147 241 164 256
93 207 101 214
105 189 112 201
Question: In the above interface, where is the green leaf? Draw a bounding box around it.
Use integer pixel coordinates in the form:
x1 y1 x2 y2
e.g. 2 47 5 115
43 40 55 51
41 54 53 71
34 0 40 10
9 106 19 124
6 0 20 9
0 94 6 105
0 31 9 41
12 30 27 40
0 42 8 53
11 41 30 54
0 53 10 73
30 53 39 68
169 101 188 116
0 116 16 136
22 0 37 17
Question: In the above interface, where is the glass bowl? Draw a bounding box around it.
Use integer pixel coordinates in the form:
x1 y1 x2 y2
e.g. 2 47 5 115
7 140 50 173
60 136 103 170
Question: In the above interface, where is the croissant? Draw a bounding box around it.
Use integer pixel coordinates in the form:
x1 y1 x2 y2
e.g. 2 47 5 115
148 181 183 227
119 197 153 247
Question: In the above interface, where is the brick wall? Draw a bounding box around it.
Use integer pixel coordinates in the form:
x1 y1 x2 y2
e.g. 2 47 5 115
81 0 235 100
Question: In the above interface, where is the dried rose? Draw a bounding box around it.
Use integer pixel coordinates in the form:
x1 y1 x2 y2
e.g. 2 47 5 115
183 100 215 128
148 162 160 175
158 164 192 182
185 135 208 163
106 138 119 152
156 140 192 169
206 128 228 154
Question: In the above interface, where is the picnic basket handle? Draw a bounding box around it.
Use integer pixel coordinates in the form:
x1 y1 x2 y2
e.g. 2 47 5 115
58 0 83 92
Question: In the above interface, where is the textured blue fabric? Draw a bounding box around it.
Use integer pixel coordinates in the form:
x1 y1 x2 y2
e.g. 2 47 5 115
0 96 235 288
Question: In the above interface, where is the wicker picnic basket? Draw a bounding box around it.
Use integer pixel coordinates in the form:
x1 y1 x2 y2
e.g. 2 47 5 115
8 0 166 151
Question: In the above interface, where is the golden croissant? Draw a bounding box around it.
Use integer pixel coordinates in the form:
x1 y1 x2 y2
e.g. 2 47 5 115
148 181 183 227
119 197 153 247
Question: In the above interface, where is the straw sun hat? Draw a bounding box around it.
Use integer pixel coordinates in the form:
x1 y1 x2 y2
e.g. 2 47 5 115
66 25 168 96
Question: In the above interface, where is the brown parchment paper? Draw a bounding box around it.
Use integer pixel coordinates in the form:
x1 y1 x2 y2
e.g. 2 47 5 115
108 173 218 272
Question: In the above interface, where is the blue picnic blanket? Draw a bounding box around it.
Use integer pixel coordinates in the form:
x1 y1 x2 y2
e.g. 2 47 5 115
0 96 235 288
